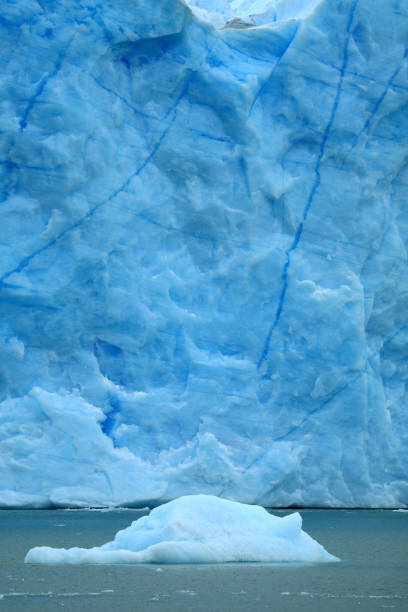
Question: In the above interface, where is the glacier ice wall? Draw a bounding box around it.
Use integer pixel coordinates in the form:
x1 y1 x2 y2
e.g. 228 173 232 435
0 0 407 508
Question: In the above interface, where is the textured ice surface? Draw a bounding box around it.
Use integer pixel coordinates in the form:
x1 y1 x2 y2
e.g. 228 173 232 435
0 0 408 508
24 495 338 563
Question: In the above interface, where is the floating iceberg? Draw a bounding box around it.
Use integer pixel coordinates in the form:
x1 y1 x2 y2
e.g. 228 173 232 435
24 495 338 564
0 0 408 509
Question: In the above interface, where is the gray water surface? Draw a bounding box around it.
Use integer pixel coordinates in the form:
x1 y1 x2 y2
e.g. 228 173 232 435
0 509 407 611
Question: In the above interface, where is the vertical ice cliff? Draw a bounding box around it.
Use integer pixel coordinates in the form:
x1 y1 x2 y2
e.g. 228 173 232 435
0 0 407 508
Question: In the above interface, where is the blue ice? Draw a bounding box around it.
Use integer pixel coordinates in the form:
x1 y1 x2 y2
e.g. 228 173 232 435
0 0 407 509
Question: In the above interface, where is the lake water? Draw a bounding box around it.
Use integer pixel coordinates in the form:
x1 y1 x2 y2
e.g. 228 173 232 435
0 508 407 611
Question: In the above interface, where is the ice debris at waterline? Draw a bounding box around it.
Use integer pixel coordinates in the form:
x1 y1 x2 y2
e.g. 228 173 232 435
1 0 408 510
24 495 339 564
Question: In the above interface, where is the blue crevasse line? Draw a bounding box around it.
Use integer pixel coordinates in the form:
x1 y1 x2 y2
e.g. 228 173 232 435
0 153 65 206
239 156 251 200
0 160 58 173
91 75 159 121
0 153 16 202
382 322 408 349
289 45 408 92
19 40 72 131
257 0 359 370
221 38 280 65
249 22 299 115
0 74 192 287
188 129 231 143
245 371 365 477
220 18 298 67
346 45 408 158
94 467 114 497
273 369 365 442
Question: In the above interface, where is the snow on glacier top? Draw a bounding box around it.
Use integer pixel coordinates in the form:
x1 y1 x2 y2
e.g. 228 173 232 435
184 0 322 27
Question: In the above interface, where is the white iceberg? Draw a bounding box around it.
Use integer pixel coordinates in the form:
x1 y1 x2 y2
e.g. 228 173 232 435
24 495 338 564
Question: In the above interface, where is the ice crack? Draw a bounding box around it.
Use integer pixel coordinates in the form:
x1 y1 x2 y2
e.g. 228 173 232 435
19 38 74 132
257 0 359 370
91 75 158 121
0 74 193 287
345 45 408 159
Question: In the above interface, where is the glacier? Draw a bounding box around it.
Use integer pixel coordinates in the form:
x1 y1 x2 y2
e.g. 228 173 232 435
0 0 407 509
24 494 339 563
